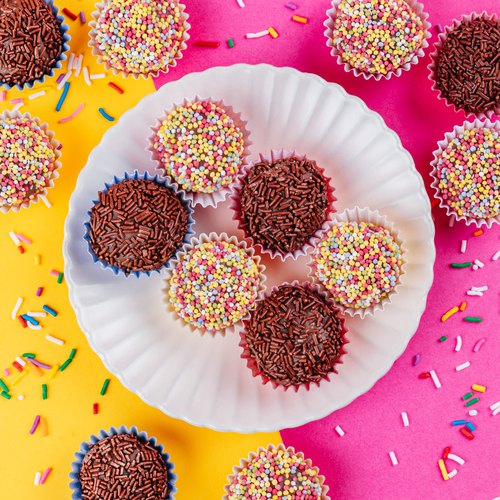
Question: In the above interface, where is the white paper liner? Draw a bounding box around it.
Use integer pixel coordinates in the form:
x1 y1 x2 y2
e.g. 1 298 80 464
324 0 431 80
0 110 61 214
163 232 266 337
149 97 252 208
430 119 500 228
309 206 407 318
230 149 336 261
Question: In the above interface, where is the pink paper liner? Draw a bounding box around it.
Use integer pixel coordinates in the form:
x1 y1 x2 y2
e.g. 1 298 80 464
428 12 500 119
309 207 407 319
230 149 336 261
324 0 431 80
149 97 252 208
88 0 190 79
429 119 500 228
0 111 61 214
223 444 330 500
163 232 266 337
239 280 348 392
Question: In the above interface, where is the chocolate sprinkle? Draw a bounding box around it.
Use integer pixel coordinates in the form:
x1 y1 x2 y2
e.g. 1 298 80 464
238 156 330 254
88 178 189 274
435 17 500 115
79 434 171 500
243 285 345 388
0 0 63 86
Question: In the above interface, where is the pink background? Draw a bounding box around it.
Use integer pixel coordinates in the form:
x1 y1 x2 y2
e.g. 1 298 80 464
154 1 499 498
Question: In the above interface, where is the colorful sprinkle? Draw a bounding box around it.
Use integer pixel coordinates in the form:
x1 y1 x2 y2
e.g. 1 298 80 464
438 459 449 480
438 335 447 342
58 103 85 124
227 38 235 48
450 262 472 268
107 82 124 94
11 297 23 320
401 412 409 427
93 402 99 414
429 370 441 389
455 335 462 352
472 384 486 392
465 397 479 407
460 428 475 440
29 415 41 435
473 229 484 237
335 425 345 437
98 107 115 122
441 306 459 322
59 359 72 372
464 316 482 323
42 384 47 400
455 361 471 372
100 378 110 396
451 419 466 426
292 15 308 23
246 30 271 39
45 334 64 346
57 272 64 284
268 27 279 38
42 305 57 317
194 40 220 48
448 453 465 465
389 451 398 466
79 10 86 24
460 240 467 253
412 354 421 366
39 467 52 485
62 7 78 20
34 471 41 486
55 82 70 112
459 301 467 311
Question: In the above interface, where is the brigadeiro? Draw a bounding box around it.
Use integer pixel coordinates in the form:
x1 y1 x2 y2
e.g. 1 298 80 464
232 150 335 260
429 13 500 117
240 283 347 391
84 172 194 277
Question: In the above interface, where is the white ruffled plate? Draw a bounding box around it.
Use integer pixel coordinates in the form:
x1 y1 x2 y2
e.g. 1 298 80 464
63 64 435 433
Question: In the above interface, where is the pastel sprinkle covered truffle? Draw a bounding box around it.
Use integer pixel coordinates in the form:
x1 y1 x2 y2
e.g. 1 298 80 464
331 0 425 76
0 114 58 210
152 100 246 194
167 239 261 331
313 221 403 310
434 127 500 221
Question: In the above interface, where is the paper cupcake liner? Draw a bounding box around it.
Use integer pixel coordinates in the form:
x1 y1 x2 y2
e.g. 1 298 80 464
230 149 336 261
0 111 61 214
88 0 190 79
163 232 266 337
239 280 348 392
69 425 176 500
324 0 431 81
83 170 195 278
309 207 407 319
428 12 500 119
149 97 252 208
430 119 500 228
223 444 330 500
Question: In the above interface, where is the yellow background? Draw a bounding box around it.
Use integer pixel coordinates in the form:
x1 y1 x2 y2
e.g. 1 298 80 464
0 4 280 499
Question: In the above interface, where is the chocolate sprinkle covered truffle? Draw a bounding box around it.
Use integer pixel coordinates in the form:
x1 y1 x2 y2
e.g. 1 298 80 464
0 0 64 87
78 434 171 500
88 178 189 274
434 17 500 115
243 285 345 388
238 156 330 255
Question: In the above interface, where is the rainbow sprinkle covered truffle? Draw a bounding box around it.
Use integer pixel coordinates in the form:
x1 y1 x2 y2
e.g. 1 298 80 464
167 238 261 331
331 0 425 76
434 127 500 221
92 0 188 76
0 114 58 210
152 100 246 195
225 445 327 500
312 221 403 310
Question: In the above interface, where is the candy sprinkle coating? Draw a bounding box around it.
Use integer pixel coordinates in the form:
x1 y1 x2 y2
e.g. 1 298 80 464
168 240 260 331
332 0 425 75
153 100 245 194
436 127 500 220
313 221 403 310
0 116 57 209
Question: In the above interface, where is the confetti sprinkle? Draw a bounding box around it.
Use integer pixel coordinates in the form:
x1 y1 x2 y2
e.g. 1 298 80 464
227 38 235 48
335 425 345 437
460 428 474 440
448 453 465 466
401 412 409 427
236 0 245 7
459 301 467 311
455 361 471 372
413 354 421 366
42 305 57 317
473 229 484 237
450 262 472 268
451 419 466 426
93 402 99 414
79 11 86 24
89 73 106 80
285 2 298 9
438 335 447 342
492 250 500 261
57 272 64 284
389 451 398 466
34 471 41 486
469 409 478 416
42 384 47 400
83 67 92 86
464 316 482 323
465 397 479 407
268 27 279 38
473 259 484 269
465 422 476 431
39 467 52 485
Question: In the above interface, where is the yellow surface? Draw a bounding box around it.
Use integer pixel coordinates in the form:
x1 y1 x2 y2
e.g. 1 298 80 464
0 5 280 499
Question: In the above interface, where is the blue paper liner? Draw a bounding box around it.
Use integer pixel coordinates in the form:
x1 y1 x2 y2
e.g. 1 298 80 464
69 425 176 500
83 170 195 278
0 0 71 91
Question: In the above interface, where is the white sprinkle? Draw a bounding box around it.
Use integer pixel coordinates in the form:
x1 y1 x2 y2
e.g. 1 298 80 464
236 0 245 6
26 311 47 318
89 72 106 80
389 451 398 466
27 322 42 331
472 265 478 271
492 250 500 261
15 356 26 367
83 66 92 86
9 231 21 246
57 70 72 90
466 290 483 296
493 407 500 416
460 240 467 253
334 425 345 437
473 259 484 268
471 286 488 292
17 395 24 401
447 469 458 478
468 409 478 416
430 369 441 389
246 30 270 39
490 401 500 411
11 297 23 320
40 195 52 208
11 102 23 112
447 453 465 466
29 90 46 100
74 54 83 77
448 216 455 227
401 412 409 427
455 336 462 352
68 52 75 71
455 361 470 372
34 471 41 486
45 334 64 346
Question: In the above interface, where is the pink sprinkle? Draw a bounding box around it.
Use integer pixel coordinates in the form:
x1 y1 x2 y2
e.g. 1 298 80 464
36 287 43 297
16 233 32 245
435 24 443 33
4 368 10 376
39 467 52 485
56 73 66 84
50 269 60 276
56 144 63 150
473 338 486 352
29 415 41 435
79 10 86 23
0 90 6 102
10 97 23 104
28 358 51 370
286 2 298 9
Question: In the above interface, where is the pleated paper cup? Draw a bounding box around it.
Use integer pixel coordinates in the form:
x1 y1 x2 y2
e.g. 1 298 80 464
430 119 500 228
223 444 330 500
88 0 190 79
230 149 336 261
0 111 61 214
163 232 266 337
69 425 176 500
309 207 407 318
324 0 431 80
239 281 348 392
149 97 251 208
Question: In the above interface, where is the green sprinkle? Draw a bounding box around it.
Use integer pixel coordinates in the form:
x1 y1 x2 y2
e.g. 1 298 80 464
462 392 473 400
57 272 64 284
227 38 234 48
439 336 447 342
100 378 110 396
69 348 77 360
464 316 482 323
450 262 473 268
22 353 36 359
1 391 11 400
0 379 9 393
59 359 72 372
42 384 47 400
465 397 479 407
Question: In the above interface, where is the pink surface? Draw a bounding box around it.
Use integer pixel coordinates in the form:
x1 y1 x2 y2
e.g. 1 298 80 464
153 1 499 498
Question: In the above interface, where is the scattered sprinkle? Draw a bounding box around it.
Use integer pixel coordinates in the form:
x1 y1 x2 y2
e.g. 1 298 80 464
69 349 77 360
29 415 41 435
98 107 115 122
100 378 110 396
42 384 47 400
11 297 23 320
492 250 500 261
447 453 465 466
459 301 467 311
489 401 500 411
34 471 41 486
465 422 476 431
194 40 220 48
438 335 447 343
292 15 308 23
62 7 78 20
464 316 482 323
462 392 473 401
42 305 57 317
430 370 441 389
28 358 51 370
389 451 398 466
22 314 39 326
0 379 9 393
17 316 28 328
58 103 85 124
16 233 32 245
57 272 64 284
55 82 70 112
59 359 72 372
29 90 46 101
9 231 21 246
334 425 345 437
79 10 86 24
412 354 421 366
438 459 449 480
451 419 466 426
45 334 64 346
468 409 478 416
401 412 409 427
268 27 279 38
455 336 462 352
1 391 11 399
460 240 467 253
39 467 52 485
450 262 472 268
89 73 106 80
285 2 298 9
473 229 483 237
50 269 60 277
460 428 474 440
83 66 92 86
455 361 471 372
93 402 99 414
472 384 486 393
246 30 271 39
435 23 443 33
236 0 245 7
465 397 479 407
108 82 124 94
441 306 459 322
227 38 235 48
442 447 450 459
473 259 484 269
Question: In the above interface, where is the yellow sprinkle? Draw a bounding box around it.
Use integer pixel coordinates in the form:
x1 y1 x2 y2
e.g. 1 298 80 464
438 459 449 481
441 306 459 322
472 384 486 393
268 27 279 38
39 416 48 437
47 365 59 380
10 370 27 386
35 254 41 266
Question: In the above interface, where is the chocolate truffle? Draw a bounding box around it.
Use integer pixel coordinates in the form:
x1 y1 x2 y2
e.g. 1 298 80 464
238 156 330 255
243 285 345 388
78 434 171 500
0 0 64 87
88 178 189 274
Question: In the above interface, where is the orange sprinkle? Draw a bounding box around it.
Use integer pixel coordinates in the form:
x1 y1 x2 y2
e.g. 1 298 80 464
459 301 467 311
473 229 483 237
40 417 48 437
441 306 459 322
292 15 308 23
